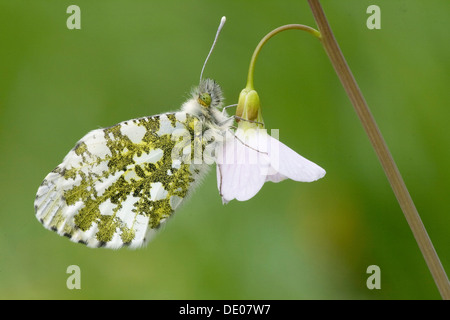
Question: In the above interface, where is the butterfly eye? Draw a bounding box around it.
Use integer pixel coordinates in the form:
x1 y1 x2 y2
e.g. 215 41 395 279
198 92 211 108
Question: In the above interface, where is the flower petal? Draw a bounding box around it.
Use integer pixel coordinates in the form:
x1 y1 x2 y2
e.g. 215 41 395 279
265 172 288 183
215 127 325 203
216 129 270 203
267 135 326 182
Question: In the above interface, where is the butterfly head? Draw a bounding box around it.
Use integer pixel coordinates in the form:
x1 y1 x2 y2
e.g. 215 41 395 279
182 78 228 127
196 79 223 110
198 92 211 108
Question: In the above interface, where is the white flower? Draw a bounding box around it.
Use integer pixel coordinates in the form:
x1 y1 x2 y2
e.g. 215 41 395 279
216 126 326 203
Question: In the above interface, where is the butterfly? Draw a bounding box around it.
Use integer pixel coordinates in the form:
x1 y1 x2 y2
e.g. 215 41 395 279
34 78 233 249
34 17 233 249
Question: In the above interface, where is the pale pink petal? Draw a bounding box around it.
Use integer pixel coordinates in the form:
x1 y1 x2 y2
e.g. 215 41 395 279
267 135 326 182
265 172 288 183
216 127 325 203
216 129 270 203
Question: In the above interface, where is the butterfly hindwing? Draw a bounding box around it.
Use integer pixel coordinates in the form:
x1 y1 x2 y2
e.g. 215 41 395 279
35 112 210 249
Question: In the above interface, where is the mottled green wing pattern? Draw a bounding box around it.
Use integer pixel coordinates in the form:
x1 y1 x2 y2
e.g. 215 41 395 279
35 112 210 249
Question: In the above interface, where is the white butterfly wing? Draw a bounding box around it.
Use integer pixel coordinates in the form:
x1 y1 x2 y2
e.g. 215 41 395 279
35 112 209 249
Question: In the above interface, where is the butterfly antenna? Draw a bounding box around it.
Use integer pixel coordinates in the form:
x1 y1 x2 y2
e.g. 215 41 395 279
199 16 226 83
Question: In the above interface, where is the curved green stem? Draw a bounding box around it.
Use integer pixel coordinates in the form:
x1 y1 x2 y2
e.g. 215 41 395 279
246 24 321 90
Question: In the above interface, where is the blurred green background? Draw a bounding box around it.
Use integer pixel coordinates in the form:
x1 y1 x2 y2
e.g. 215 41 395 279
1 0 449 299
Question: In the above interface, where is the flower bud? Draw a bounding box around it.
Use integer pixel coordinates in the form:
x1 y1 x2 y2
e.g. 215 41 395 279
236 87 264 127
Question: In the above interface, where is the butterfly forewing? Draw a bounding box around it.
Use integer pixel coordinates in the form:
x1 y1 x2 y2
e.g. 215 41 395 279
35 112 209 249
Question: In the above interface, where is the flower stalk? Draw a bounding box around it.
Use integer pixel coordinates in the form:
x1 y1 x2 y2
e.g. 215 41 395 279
307 0 450 299
236 24 320 124
245 24 321 91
